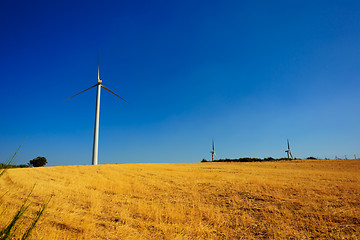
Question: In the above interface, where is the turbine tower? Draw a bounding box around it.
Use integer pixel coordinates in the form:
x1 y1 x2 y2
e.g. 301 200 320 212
210 139 217 161
285 139 293 160
65 54 128 165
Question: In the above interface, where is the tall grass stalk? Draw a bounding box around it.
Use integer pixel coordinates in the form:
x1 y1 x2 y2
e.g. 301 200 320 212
0 139 25 178
0 140 50 240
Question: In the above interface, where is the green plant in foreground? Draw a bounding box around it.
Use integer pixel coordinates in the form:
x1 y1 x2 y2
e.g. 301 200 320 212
0 141 51 240
0 188 50 240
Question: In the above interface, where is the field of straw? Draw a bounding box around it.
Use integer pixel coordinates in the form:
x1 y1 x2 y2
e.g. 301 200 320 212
0 159 359 239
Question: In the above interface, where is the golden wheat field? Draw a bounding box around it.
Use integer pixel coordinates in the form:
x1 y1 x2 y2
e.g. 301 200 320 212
0 159 359 239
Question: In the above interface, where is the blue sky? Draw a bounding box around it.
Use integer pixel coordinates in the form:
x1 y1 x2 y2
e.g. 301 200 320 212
1 0 359 166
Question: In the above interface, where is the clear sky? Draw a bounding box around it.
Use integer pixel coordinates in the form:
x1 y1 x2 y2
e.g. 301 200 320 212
1 0 359 166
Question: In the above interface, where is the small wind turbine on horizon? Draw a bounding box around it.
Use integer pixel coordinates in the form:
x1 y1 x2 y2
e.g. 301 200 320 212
285 139 294 160
65 53 128 165
210 139 217 161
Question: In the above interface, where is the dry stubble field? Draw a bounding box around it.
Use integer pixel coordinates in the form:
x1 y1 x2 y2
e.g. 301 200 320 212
0 159 359 239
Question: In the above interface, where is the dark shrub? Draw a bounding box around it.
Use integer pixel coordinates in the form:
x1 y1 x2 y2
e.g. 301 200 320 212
29 156 47 167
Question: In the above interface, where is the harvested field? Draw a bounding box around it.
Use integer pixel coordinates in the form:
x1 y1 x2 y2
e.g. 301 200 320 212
1 159 359 239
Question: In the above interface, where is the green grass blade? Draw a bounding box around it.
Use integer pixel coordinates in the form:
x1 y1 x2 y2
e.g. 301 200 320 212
20 195 52 240
0 189 33 239
0 138 27 178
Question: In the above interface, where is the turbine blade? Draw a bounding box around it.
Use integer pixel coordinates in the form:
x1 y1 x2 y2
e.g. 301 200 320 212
97 50 100 81
212 139 214 151
214 152 217 159
101 85 129 103
287 139 290 150
289 151 293 159
64 84 98 101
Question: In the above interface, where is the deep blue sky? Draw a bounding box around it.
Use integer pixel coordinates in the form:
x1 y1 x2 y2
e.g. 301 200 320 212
1 0 359 166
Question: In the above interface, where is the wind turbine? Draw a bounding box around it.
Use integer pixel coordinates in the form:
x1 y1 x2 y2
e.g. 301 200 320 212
210 139 217 161
65 54 128 165
285 139 293 160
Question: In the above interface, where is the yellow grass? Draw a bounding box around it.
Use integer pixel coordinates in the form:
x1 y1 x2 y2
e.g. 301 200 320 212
1 160 359 239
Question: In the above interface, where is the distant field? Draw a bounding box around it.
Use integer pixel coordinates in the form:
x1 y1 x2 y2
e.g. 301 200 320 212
0 160 359 239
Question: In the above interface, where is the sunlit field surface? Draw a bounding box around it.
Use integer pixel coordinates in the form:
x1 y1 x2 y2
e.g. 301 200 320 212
1 160 359 239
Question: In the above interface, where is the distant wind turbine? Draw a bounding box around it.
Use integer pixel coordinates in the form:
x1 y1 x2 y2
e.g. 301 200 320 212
65 54 128 165
210 139 217 161
285 139 293 160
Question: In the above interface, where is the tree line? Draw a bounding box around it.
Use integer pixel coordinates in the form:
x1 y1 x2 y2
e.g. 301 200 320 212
0 156 47 169
201 156 320 163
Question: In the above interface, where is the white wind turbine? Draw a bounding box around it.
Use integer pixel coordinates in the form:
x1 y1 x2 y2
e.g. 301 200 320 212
65 54 128 165
285 139 294 160
210 139 217 161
